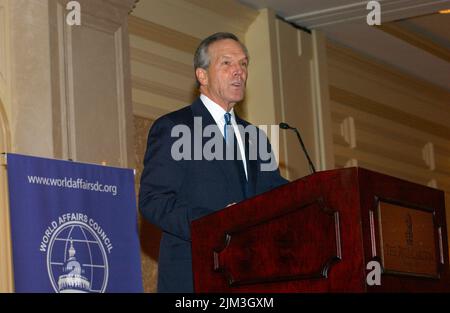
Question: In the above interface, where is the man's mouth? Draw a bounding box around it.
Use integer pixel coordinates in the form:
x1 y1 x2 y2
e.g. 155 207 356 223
231 81 242 87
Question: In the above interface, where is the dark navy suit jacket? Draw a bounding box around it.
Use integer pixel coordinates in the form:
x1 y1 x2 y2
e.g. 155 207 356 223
138 98 288 292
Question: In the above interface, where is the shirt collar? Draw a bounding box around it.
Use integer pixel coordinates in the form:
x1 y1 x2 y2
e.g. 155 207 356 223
200 94 235 126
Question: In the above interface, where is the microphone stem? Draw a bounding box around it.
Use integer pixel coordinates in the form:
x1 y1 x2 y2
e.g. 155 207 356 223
293 128 316 174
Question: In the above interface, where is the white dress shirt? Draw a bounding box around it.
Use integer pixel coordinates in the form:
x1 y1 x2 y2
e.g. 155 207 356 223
200 94 248 179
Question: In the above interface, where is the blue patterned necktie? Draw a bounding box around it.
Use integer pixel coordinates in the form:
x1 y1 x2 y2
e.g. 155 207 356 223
223 111 249 198
224 112 232 141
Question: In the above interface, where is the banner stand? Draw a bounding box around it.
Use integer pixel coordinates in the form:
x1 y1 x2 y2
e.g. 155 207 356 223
6 153 143 293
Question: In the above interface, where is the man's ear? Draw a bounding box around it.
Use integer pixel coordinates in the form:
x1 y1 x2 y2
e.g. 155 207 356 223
195 68 208 87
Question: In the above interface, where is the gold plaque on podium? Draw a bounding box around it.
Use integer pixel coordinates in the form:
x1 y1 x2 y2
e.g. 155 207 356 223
378 201 438 278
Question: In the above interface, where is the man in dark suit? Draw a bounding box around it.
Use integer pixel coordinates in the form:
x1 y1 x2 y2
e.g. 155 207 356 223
139 32 288 293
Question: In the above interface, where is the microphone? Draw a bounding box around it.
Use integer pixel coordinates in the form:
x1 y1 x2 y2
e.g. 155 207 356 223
279 122 316 174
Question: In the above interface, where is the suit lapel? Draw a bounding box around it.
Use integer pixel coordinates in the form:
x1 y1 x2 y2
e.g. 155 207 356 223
190 98 245 201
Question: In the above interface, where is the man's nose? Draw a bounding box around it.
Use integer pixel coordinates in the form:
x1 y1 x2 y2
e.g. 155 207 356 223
232 64 244 76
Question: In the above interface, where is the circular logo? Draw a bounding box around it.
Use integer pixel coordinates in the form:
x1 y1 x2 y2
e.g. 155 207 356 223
46 221 109 293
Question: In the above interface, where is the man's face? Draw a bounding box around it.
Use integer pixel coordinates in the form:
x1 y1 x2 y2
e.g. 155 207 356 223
197 39 248 111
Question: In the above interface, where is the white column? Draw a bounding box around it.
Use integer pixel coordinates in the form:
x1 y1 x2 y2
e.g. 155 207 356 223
0 0 137 292
52 0 137 167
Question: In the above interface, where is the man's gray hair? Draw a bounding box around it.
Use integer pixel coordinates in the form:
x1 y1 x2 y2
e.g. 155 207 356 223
194 32 249 86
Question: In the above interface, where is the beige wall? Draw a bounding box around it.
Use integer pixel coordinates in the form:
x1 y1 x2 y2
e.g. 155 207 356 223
0 99 13 292
50 0 136 167
327 41 450 251
0 0 12 292
128 0 257 121
244 9 334 180
328 41 450 190
0 0 10 119
0 0 136 163
0 0 137 292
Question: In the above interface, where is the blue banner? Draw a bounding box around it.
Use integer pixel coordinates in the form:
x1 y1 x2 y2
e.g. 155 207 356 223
7 153 143 293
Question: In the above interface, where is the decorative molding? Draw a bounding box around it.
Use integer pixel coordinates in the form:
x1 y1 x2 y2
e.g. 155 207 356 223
128 0 140 14
327 42 450 104
58 0 137 23
0 0 10 111
0 4 5 85
334 145 432 186
77 10 121 34
131 0 256 40
345 158 358 168
346 140 427 170
57 0 134 167
427 179 438 188
0 98 11 152
296 29 311 58
330 86 450 141
128 15 200 55
332 106 449 173
102 0 138 13
58 1 76 161
114 26 130 167
213 199 341 286
56 0 137 33
185 0 257 32
285 0 450 28
0 98 12 292
130 47 193 78
311 30 334 170
132 76 194 104
333 108 442 172
379 23 450 63
340 116 356 148
332 102 450 155
422 142 436 171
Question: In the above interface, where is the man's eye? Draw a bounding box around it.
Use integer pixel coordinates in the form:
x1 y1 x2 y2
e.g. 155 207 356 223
241 62 248 68
223 61 231 65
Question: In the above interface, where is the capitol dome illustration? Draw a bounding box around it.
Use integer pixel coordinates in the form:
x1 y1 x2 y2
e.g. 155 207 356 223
58 239 91 293
47 221 109 293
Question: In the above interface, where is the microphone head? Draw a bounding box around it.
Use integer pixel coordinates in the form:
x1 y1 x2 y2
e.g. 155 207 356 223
279 122 291 130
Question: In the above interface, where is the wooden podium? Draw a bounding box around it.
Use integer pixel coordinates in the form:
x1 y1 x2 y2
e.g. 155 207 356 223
191 167 450 292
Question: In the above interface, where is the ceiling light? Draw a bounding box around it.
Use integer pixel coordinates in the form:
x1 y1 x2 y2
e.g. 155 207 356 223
439 9 450 14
